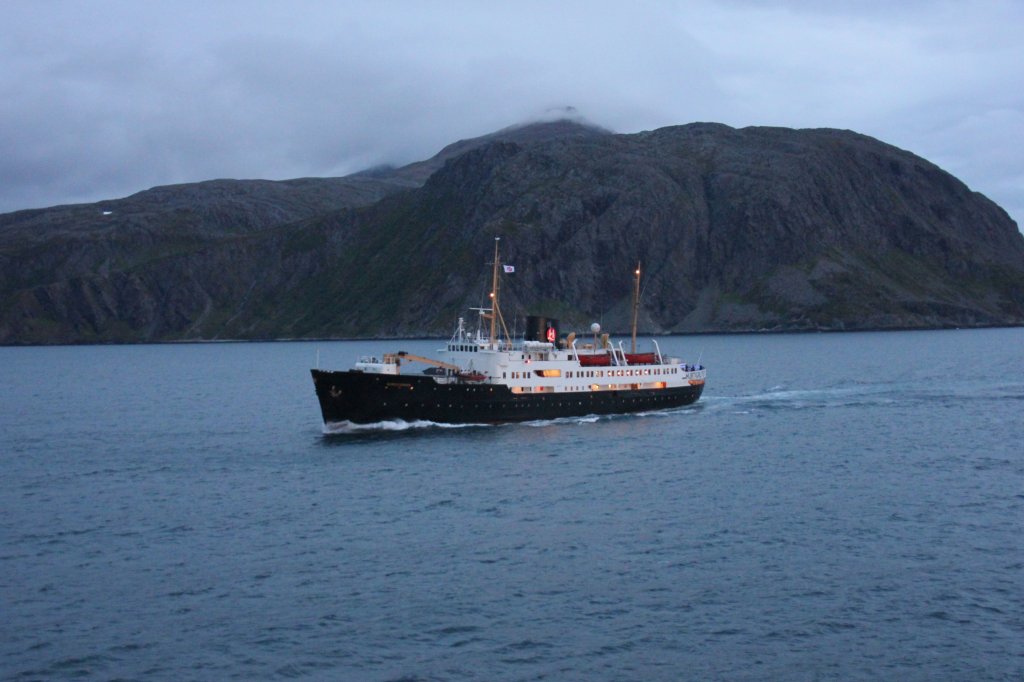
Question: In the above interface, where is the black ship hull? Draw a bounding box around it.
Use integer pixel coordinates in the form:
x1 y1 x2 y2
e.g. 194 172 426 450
311 369 704 426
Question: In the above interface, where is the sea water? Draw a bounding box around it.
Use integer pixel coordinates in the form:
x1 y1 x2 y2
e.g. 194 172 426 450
1 329 1022 680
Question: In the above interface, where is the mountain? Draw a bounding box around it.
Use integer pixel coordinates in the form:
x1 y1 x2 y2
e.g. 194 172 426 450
1 120 1023 344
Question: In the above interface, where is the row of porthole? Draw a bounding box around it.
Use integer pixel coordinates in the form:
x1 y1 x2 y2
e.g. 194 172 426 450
388 394 676 410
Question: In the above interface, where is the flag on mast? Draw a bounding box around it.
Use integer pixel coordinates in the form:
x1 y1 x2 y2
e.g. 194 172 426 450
503 265 515 273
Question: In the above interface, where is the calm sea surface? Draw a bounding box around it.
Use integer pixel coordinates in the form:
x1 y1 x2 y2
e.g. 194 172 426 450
2 329 1022 680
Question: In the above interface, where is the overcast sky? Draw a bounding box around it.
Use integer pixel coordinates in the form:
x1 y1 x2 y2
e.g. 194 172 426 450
1 1 1022 229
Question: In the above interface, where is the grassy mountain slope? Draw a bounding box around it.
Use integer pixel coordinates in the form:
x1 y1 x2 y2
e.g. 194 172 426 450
2 121 1022 344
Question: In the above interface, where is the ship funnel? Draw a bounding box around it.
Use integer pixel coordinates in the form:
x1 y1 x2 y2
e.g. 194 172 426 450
525 315 559 344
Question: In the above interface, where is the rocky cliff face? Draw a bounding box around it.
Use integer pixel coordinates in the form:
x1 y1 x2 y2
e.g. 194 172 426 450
2 120 1022 344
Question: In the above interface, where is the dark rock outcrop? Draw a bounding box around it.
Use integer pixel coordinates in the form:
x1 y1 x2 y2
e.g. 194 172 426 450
1 120 1022 344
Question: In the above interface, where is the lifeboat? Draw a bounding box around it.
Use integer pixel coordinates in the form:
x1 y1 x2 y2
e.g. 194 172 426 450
577 353 612 367
624 352 657 365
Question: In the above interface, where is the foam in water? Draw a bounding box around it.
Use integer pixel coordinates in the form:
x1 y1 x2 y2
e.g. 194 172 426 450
323 419 487 434
324 406 699 433
704 382 907 414
521 415 600 427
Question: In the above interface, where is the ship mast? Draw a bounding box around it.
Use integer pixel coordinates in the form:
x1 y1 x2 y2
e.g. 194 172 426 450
489 238 500 344
479 237 513 347
631 261 641 354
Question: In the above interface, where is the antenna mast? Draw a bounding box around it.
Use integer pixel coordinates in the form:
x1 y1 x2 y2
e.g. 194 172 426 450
631 261 641 354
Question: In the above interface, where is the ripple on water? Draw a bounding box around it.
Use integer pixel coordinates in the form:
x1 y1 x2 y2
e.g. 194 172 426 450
2 331 1023 680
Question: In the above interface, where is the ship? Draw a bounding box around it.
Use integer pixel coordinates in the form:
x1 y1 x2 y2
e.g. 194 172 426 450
311 239 706 427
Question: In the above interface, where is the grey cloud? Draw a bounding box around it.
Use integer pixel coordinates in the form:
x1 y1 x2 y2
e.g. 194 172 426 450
0 1 1020 232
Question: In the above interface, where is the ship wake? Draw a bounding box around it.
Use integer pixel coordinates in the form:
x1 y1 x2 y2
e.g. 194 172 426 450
322 419 488 435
